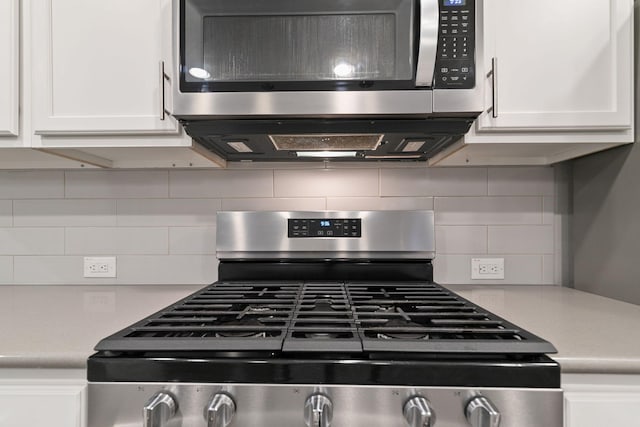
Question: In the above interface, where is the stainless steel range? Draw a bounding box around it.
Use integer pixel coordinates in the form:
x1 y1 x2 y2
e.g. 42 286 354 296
88 211 562 427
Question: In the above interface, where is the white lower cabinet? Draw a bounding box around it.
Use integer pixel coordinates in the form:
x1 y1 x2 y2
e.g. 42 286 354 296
0 371 86 427
563 374 640 427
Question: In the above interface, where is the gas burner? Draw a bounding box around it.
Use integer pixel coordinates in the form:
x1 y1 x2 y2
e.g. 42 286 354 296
214 317 267 338
304 331 341 339
373 305 396 313
306 299 342 312
376 318 429 340
245 305 273 313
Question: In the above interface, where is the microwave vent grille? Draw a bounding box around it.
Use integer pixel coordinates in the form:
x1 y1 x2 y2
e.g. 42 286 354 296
269 134 384 151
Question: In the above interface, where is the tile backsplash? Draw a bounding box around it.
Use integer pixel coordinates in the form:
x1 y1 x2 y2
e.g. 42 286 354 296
0 165 567 286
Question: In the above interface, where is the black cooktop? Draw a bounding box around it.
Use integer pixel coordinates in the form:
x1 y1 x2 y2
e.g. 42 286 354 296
94 281 557 355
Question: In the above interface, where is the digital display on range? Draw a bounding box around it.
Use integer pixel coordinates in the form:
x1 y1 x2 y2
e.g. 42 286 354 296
288 218 362 238
444 0 466 6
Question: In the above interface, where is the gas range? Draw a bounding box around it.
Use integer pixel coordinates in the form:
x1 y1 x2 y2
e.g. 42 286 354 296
88 211 562 427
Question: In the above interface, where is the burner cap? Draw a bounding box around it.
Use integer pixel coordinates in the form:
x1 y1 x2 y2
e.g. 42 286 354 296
377 318 428 340
215 317 266 338
304 332 341 339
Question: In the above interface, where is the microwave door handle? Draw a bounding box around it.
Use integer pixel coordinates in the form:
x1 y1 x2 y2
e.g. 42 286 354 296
415 0 440 87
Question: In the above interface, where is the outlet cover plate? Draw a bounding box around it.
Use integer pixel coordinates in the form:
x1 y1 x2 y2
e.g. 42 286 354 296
84 257 117 278
471 258 505 280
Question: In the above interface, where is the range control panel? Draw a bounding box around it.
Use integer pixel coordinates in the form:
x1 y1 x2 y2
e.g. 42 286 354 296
288 218 362 238
433 0 476 89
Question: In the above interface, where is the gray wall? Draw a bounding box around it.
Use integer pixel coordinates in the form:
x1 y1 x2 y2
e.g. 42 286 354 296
573 145 640 305
571 1 640 304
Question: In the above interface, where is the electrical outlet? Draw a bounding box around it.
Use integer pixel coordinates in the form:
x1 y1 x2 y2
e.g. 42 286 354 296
471 258 505 280
84 257 117 278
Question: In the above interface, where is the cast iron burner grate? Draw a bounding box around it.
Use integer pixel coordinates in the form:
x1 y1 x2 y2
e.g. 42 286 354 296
95 281 556 354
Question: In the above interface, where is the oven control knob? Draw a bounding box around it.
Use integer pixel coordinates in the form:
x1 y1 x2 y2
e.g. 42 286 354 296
403 396 436 427
465 396 501 427
143 392 178 427
205 393 236 427
304 393 333 427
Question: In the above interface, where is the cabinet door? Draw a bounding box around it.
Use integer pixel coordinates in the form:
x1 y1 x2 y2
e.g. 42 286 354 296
564 392 640 427
477 0 633 132
31 0 178 135
0 384 86 427
0 0 19 137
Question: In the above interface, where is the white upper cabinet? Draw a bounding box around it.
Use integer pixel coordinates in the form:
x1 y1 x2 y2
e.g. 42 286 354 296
430 0 635 166
470 0 634 140
30 0 179 135
0 0 19 137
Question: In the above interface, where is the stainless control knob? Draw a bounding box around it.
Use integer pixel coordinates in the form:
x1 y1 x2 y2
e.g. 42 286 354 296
465 396 501 427
403 396 436 427
143 392 178 427
304 393 333 427
205 393 236 427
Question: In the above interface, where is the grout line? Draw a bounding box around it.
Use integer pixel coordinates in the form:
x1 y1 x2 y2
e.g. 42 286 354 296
166 227 170 255
271 169 276 198
484 167 489 196
486 225 489 254
166 170 171 199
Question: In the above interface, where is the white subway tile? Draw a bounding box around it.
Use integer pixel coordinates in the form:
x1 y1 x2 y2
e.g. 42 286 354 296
274 169 379 197
65 227 169 255
327 197 433 211
0 228 64 255
542 255 556 285
488 167 555 196
0 256 12 283
0 171 64 199
170 170 273 198
116 255 218 284
380 168 487 197
117 199 221 226
434 254 543 285
488 226 554 254
14 256 117 284
436 226 487 254
169 227 217 255
13 200 117 226
0 201 11 226
65 171 169 198
435 197 542 225
222 198 326 211
543 196 555 225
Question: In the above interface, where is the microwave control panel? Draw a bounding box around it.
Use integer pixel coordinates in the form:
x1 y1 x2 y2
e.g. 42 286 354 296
433 0 475 89
288 218 362 238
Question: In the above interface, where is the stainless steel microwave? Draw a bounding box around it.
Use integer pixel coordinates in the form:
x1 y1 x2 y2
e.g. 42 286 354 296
168 0 485 162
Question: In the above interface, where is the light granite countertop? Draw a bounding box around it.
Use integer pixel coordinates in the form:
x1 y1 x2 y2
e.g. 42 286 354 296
0 284 639 374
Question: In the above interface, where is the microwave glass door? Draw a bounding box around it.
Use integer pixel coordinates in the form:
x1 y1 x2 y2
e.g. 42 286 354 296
180 0 416 92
